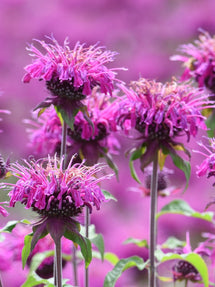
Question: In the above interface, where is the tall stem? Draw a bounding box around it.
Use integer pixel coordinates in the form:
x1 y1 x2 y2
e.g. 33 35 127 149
54 120 67 286
72 245 78 286
60 121 67 168
85 206 90 287
55 238 63 287
149 151 158 287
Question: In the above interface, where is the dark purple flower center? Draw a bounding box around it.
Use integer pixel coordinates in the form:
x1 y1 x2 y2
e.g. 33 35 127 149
0 156 6 179
30 195 83 218
135 118 181 141
145 172 168 191
46 77 86 101
36 258 67 279
173 260 200 281
68 122 108 142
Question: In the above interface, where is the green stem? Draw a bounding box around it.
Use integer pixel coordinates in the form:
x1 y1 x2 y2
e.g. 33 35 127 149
185 279 188 287
149 151 158 287
55 238 62 287
85 206 90 287
72 245 78 286
60 121 67 169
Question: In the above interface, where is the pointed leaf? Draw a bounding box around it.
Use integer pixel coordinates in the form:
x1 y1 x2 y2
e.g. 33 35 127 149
129 146 146 183
22 233 33 269
0 219 31 233
100 150 118 179
56 105 78 130
123 237 148 248
169 151 191 191
102 189 117 201
91 233 105 261
64 229 92 268
161 236 186 249
104 252 119 265
156 199 214 222
103 256 148 287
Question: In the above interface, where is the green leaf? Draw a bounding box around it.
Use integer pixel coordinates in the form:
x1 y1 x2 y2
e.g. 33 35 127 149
100 150 119 179
156 199 214 222
129 146 146 183
161 236 186 249
64 229 92 268
91 233 105 261
160 252 209 287
103 256 148 287
55 105 78 130
206 110 215 138
168 151 191 191
104 252 119 265
102 190 117 201
22 234 33 269
0 219 31 233
21 273 51 287
123 237 148 248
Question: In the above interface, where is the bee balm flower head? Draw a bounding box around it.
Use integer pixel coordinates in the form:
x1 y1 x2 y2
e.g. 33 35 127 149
115 78 212 169
23 36 123 114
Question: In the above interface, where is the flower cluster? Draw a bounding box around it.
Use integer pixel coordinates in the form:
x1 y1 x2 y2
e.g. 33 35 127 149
4 155 110 217
25 88 120 165
114 78 212 169
171 30 215 95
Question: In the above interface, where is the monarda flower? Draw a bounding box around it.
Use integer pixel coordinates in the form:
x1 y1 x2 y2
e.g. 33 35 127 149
23 36 124 127
114 78 212 174
172 232 211 283
25 88 120 166
171 29 215 95
1 155 111 263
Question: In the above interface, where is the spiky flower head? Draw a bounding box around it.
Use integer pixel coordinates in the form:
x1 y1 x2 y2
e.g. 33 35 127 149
195 137 215 181
23 36 124 119
115 78 211 170
172 232 211 282
171 30 215 95
5 155 109 216
25 88 120 165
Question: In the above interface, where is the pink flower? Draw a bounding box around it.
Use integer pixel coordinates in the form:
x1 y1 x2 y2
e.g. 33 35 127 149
172 232 211 282
195 138 215 181
171 29 215 95
23 36 124 115
25 88 120 165
114 78 212 169
5 155 110 214
0 202 9 217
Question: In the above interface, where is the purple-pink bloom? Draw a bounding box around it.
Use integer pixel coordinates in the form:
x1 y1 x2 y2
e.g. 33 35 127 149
4 155 110 215
171 29 215 95
195 138 215 182
0 202 9 217
25 88 120 165
114 78 212 169
172 232 211 282
23 36 124 112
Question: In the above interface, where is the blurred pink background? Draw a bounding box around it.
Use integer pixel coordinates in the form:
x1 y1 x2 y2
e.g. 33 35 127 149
1 0 215 286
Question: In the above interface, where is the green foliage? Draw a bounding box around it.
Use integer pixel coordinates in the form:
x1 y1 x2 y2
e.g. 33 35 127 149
123 237 148 248
103 256 148 287
102 189 117 202
161 236 186 249
64 228 92 268
168 151 191 191
157 199 214 222
129 146 146 183
0 219 31 233
22 233 33 269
